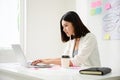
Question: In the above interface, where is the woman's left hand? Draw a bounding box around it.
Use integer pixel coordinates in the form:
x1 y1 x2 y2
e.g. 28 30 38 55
31 59 42 65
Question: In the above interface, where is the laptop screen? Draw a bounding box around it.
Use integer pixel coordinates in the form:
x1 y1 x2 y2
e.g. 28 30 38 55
12 44 27 67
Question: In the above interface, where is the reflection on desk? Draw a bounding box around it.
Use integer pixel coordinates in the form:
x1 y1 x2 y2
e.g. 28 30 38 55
101 76 120 80
0 63 120 80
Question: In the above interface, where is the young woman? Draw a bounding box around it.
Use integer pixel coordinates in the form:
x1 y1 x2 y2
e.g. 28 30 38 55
32 11 101 67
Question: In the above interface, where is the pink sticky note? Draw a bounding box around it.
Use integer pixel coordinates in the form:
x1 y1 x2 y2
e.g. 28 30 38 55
96 0 102 6
105 3 111 10
91 0 102 8
91 2 97 8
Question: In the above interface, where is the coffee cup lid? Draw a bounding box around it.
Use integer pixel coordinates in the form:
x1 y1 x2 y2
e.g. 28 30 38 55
61 55 70 58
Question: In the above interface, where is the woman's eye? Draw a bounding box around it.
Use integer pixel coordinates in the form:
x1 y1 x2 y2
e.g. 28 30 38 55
64 25 68 27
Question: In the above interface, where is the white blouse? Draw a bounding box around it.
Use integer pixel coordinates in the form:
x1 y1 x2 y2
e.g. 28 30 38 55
63 33 101 67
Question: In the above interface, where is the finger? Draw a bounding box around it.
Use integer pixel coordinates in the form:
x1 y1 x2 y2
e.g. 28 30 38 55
31 60 42 65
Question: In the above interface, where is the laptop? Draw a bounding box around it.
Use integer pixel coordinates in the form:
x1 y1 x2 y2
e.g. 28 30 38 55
12 44 52 68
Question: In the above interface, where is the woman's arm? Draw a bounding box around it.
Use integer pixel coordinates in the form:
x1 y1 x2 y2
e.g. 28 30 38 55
32 58 73 66
41 58 61 65
31 58 61 65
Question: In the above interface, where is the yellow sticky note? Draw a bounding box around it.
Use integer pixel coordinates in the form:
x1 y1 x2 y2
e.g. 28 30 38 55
90 9 96 16
104 33 110 40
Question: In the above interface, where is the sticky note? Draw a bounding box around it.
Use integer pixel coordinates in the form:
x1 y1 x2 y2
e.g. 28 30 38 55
96 7 102 14
105 3 111 10
90 9 96 15
91 0 102 8
104 33 110 40
91 2 97 8
96 0 102 6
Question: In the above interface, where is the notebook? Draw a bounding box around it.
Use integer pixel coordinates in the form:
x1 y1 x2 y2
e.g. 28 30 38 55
79 67 112 75
12 44 52 68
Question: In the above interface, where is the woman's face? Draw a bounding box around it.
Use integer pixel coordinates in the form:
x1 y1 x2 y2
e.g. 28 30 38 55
62 20 74 37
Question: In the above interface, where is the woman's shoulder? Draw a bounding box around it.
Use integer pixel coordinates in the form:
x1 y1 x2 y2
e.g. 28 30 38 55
86 32 95 37
81 33 97 42
83 32 96 38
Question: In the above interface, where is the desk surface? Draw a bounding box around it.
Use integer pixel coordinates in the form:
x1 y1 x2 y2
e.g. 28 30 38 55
0 63 120 80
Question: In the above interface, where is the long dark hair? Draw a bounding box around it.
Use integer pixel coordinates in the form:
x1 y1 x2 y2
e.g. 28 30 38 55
60 11 90 42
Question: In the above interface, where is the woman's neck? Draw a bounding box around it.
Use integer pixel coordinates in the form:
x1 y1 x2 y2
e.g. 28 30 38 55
75 38 80 41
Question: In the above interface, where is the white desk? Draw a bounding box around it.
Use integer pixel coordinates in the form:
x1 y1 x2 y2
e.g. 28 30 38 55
0 63 120 80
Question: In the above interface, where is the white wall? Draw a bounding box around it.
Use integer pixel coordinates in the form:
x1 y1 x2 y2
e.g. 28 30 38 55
25 0 76 60
76 0 120 71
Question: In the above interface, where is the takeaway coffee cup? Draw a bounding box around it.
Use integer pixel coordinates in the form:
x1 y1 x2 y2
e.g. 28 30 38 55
61 55 70 68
